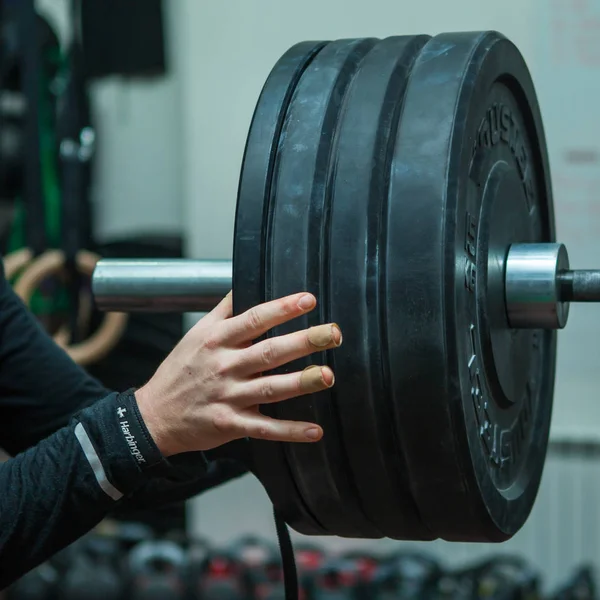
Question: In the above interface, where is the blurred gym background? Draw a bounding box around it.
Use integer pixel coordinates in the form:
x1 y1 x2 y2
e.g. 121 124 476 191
1 0 599 597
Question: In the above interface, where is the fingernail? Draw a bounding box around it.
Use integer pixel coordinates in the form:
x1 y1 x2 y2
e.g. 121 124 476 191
298 294 316 310
225 290 233 299
305 427 321 440
321 367 335 387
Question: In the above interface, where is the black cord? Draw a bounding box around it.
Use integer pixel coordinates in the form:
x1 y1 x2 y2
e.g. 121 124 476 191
274 507 299 600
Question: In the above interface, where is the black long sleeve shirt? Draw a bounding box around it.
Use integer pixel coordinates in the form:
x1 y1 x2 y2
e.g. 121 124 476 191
0 258 248 587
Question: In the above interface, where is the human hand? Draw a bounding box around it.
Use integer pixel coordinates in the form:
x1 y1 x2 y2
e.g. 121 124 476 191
135 292 341 456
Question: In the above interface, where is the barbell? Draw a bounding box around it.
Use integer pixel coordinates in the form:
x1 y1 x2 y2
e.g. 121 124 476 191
90 31 600 543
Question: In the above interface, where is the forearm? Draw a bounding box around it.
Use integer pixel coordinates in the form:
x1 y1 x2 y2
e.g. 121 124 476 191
0 260 111 454
0 389 173 588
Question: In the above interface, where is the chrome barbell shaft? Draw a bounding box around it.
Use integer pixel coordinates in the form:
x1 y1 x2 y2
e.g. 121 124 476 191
92 259 232 312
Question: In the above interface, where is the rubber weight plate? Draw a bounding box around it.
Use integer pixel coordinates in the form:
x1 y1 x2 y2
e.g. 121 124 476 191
233 40 329 536
328 35 433 540
267 38 382 538
386 31 556 541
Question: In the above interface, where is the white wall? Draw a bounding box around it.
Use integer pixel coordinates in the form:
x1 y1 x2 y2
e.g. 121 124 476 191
36 0 185 242
176 0 538 260
533 0 600 442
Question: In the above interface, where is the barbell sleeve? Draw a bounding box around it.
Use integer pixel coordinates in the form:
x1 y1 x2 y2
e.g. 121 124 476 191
92 258 232 312
505 243 600 329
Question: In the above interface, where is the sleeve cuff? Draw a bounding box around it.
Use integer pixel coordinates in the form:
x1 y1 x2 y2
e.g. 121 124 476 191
74 389 208 495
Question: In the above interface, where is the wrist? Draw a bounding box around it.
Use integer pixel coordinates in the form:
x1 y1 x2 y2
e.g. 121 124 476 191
134 386 178 457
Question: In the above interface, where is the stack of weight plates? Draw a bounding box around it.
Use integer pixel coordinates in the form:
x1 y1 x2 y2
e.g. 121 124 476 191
232 31 557 544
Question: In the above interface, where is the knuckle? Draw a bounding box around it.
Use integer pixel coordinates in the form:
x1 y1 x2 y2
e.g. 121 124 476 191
202 333 221 352
260 342 275 366
249 418 275 440
206 382 227 404
211 358 230 379
290 425 303 442
257 424 271 439
283 296 299 314
212 409 237 434
260 380 276 400
246 307 263 331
